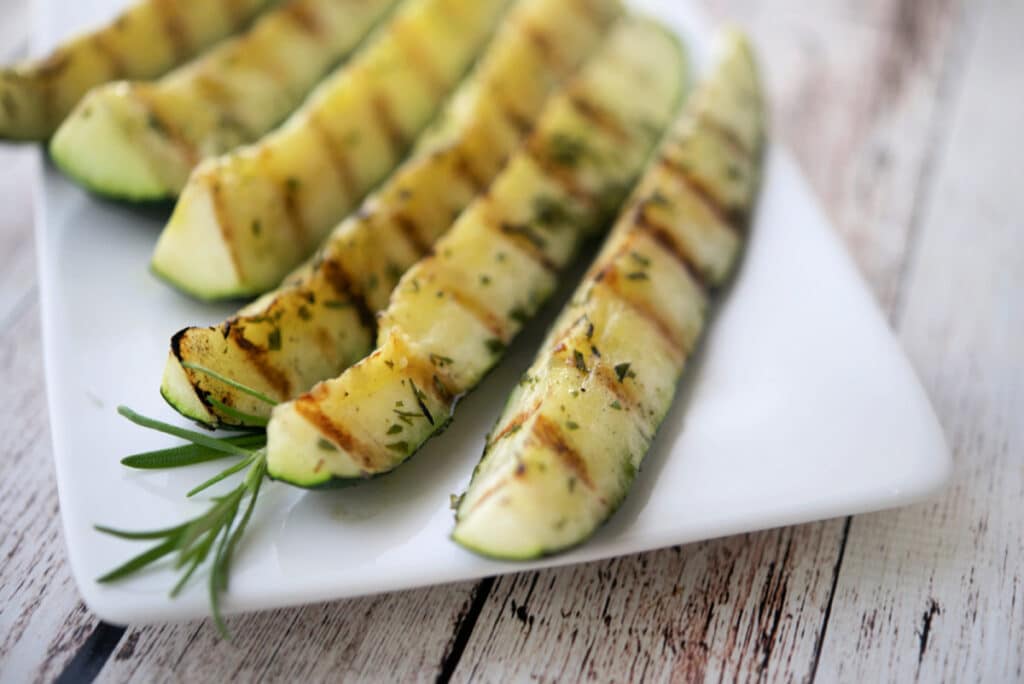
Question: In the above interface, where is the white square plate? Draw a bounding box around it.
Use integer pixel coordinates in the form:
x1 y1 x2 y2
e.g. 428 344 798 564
34 0 951 624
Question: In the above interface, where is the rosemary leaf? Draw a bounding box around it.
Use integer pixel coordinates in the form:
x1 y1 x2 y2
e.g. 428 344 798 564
121 434 266 470
206 397 270 428
181 362 278 406
117 407 258 458
94 522 190 541
96 537 180 583
187 456 256 498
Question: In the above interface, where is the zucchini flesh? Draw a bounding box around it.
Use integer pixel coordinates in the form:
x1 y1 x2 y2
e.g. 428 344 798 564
150 0 513 301
453 31 766 560
50 0 400 201
265 17 688 488
160 0 625 428
0 0 276 141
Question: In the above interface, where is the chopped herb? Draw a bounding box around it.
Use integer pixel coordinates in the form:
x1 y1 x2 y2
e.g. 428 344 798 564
496 252 507 262
485 338 505 354
430 353 454 367
630 251 651 267
366 273 379 291
610 400 623 410
449 493 462 511
297 305 311 321
573 350 588 373
726 162 744 180
548 133 587 167
323 300 350 309
387 424 403 435
586 320 594 340
626 271 649 281
566 421 579 430
508 306 529 324
533 196 572 227
384 359 394 369
251 219 262 236
267 328 281 351
286 177 300 192
385 441 409 453
409 380 434 425
615 362 632 383
568 477 577 492
501 222 546 249
317 438 338 452
479 274 491 286
590 345 601 358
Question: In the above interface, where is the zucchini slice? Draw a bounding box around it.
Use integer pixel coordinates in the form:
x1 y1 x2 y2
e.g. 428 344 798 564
265 16 688 488
160 0 625 428
0 0 276 141
453 31 767 560
50 0 400 201
150 0 513 300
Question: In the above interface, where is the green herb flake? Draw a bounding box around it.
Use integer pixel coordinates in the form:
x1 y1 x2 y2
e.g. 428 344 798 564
630 251 651 267
573 350 588 373
251 219 262 236
324 299 350 309
615 362 632 383
430 353 454 367
385 441 409 454
509 306 529 324
297 305 312 321
610 400 623 411
626 271 650 281
479 274 491 286
533 196 572 227
317 438 338 452
267 328 282 351
548 133 587 167
566 421 579 430
387 424 403 435
485 338 505 354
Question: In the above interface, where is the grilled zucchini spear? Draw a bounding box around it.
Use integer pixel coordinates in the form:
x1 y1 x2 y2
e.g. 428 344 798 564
160 0 625 429
0 0 276 141
265 17 688 488
50 0 400 201
150 0 512 300
453 31 766 559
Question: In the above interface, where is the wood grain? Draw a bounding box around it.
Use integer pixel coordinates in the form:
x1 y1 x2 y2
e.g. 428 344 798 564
448 1 976 680
0 0 1020 680
815 0 1024 679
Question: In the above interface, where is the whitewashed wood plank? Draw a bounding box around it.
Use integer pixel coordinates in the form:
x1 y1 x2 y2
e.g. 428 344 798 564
449 0 973 680
0 295 102 682
97 583 480 682
0 149 38 326
814 0 1024 680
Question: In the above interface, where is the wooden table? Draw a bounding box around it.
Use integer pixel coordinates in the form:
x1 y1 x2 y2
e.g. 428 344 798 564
1 1 1020 681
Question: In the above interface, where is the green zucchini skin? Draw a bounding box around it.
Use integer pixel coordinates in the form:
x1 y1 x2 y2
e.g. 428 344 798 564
453 30 767 560
266 16 689 489
149 0 515 302
159 0 625 429
0 0 277 141
49 0 400 201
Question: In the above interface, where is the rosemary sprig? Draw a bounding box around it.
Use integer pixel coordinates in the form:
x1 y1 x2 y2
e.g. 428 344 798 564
99 367 279 637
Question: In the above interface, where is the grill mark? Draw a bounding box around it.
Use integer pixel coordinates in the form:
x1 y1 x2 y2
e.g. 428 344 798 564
496 222 558 273
307 112 360 200
518 20 566 76
598 267 685 352
393 20 447 97
566 0 613 31
133 88 201 165
658 156 747 230
404 351 455 405
372 93 408 161
452 148 489 193
524 137 598 207
282 2 325 37
293 397 378 471
319 256 377 332
568 92 629 143
229 326 292 398
532 415 595 491
699 114 752 159
207 178 245 282
489 399 543 447
153 0 191 60
91 33 126 79
443 286 507 338
392 212 432 255
634 204 710 292
191 72 251 129
592 362 644 412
